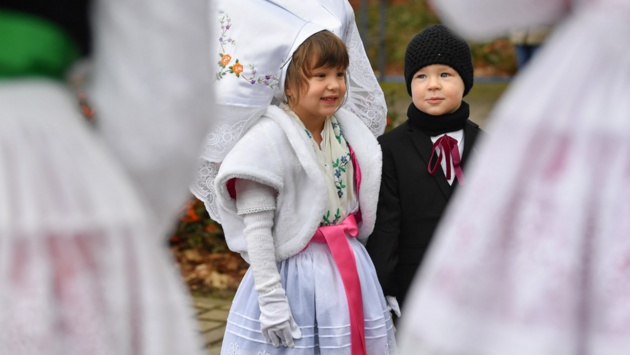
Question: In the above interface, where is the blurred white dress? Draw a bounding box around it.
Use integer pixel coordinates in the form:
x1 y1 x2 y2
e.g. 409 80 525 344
397 0 630 354
0 0 213 354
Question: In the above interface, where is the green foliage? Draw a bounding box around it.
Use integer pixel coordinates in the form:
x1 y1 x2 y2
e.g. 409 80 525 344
170 197 226 252
357 0 516 77
380 81 408 131
469 38 517 76
361 0 439 75
385 2 440 71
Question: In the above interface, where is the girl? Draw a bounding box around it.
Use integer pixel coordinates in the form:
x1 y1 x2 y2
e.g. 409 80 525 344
214 30 397 354
397 0 630 354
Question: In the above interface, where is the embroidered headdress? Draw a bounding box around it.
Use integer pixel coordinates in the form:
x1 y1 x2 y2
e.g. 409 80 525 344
192 0 387 221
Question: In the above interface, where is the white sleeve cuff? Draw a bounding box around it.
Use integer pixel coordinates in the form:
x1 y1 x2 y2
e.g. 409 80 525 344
235 179 277 215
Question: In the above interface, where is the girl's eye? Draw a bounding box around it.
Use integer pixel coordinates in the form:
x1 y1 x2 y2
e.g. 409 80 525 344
314 73 326 78
337 72 346 78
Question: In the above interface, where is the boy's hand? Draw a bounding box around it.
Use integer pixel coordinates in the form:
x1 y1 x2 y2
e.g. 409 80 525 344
386 295 401 317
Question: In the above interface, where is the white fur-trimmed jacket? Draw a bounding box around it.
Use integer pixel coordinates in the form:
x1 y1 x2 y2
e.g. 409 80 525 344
214 105 382 262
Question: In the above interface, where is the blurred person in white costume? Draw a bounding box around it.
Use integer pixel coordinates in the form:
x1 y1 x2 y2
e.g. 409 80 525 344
0 0 214 354
397 0 630 354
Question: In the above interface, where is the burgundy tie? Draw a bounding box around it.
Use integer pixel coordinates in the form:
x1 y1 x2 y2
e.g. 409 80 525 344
428 134 465 184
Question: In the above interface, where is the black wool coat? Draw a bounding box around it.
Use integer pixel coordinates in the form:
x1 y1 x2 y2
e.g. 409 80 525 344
366 119 482 312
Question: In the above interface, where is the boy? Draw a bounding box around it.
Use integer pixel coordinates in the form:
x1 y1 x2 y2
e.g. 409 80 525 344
366 24 483 321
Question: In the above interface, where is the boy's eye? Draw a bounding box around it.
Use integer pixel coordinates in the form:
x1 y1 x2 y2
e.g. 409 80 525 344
337 72 346 78
417 74 427 79
440 73 451 78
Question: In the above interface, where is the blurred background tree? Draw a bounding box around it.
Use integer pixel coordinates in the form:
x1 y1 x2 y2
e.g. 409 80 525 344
352 0 516 78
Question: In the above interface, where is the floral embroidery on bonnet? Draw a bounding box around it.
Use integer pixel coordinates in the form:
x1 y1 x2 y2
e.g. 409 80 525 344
216 13 280 88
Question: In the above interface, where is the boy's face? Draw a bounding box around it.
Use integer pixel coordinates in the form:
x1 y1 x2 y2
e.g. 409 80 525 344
410 64 465 116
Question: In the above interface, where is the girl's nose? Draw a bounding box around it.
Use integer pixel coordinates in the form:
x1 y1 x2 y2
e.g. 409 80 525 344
327 78 340 90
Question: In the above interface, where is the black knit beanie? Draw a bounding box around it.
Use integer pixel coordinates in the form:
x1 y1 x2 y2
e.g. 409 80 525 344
404 24 474 96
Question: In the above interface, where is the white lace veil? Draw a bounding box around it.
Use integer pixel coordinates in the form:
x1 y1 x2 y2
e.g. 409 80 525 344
191 0 387 221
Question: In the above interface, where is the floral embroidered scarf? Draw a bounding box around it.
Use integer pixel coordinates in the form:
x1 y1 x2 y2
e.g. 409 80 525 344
283 105 356 226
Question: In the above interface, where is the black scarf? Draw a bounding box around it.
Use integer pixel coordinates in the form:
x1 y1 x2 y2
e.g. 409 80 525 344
407 101 470 136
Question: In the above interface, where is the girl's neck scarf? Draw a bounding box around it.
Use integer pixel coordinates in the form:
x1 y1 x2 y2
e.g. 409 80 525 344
282 105 355 226
407 101 470 136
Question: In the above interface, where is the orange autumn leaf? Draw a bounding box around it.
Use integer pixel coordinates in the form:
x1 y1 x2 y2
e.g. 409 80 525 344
181 208 200 223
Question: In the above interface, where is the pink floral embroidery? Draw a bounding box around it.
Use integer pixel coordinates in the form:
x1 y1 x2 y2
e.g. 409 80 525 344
216 14 279 88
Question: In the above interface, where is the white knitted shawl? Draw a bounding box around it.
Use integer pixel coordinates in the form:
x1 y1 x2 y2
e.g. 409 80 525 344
214 105 382 262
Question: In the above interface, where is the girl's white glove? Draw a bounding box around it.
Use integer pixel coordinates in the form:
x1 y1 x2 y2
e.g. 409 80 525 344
258 288 302 347
234 180 301 346
386 295 401 317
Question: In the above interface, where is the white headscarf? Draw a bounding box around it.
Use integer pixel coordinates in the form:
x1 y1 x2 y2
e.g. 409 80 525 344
191 0 386 221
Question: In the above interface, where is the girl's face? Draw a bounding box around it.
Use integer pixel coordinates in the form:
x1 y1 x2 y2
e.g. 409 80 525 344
286 65 347 124
410 64 465 116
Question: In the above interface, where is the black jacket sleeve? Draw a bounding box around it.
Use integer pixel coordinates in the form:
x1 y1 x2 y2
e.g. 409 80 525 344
366 136 402 297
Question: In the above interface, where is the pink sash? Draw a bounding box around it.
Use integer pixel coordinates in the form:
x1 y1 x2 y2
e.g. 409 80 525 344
309 145 366 355
310 213 366 355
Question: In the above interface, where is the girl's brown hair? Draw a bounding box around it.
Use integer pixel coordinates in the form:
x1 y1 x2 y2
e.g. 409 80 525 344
284 30 349 105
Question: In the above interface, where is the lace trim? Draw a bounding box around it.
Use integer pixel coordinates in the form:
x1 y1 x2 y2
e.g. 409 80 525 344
345 21 387 137
202 121 247 160
190 160 222 222
199 105 265 162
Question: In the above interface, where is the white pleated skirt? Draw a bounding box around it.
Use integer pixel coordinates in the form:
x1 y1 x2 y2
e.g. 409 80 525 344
221 238 398 354
0 80 203 355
